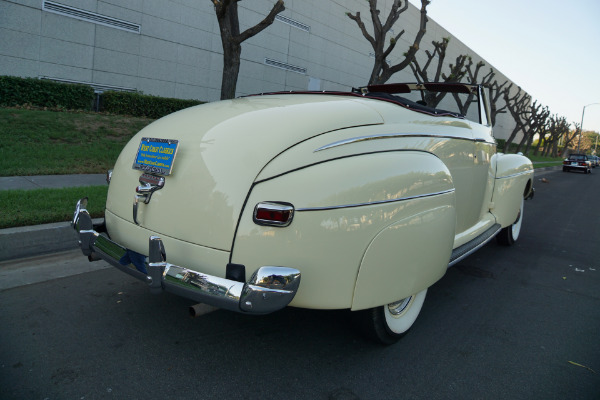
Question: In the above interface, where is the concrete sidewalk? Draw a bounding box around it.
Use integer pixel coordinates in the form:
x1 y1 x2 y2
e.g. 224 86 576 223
0 174 107 191
1 174 106 261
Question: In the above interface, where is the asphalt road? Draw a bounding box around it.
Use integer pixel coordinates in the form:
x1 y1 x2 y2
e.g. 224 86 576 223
1 168 599 400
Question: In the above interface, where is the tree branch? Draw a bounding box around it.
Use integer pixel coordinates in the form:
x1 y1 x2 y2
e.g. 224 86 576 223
382 29 405 60
347 11 377 50
237 0 285 43
348 0 429 84
382 0 406 32
386 0 429 76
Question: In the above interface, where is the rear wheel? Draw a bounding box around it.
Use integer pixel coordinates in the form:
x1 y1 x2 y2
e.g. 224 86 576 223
497 197 524 246
354 289 427 345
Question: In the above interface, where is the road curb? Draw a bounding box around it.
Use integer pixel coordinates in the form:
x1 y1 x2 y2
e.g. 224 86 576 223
0 219 102 262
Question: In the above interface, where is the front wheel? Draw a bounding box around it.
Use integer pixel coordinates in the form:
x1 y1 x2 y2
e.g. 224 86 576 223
496 197 524 246
353 289 427 345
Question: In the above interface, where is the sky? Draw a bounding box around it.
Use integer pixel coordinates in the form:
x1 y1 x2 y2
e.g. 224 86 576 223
408 0 600 133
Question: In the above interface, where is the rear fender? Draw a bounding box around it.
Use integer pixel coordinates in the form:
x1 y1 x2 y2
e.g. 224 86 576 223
491 154 534 227
351 192 456 311
233 151 456 310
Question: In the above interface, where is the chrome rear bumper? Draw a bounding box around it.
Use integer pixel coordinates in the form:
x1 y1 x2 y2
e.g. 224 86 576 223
72 198 301 314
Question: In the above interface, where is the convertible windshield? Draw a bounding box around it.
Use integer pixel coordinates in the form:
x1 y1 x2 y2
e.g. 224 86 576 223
356 83 483 123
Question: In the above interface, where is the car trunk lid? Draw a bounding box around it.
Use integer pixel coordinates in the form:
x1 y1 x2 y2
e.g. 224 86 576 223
106 94 383 251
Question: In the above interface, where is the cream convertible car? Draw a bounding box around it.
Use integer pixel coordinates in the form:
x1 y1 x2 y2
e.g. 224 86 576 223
73 83 534 344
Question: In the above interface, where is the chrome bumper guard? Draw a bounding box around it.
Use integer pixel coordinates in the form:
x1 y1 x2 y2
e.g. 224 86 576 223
72 198 301 315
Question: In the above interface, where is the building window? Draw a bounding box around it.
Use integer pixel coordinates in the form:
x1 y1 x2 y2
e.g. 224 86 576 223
265 58 307 74
275 15 310 32
42 1 141 34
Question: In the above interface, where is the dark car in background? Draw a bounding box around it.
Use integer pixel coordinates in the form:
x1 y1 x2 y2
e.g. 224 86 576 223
563 154 592 174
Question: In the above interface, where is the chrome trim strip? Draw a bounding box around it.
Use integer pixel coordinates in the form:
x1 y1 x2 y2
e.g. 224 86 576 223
448 224 502 268
474 138 496 145
314 133 479 152
296 189 455 212
495 170 534 180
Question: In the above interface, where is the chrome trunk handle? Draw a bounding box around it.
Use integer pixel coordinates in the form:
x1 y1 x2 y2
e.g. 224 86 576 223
132 174 165 225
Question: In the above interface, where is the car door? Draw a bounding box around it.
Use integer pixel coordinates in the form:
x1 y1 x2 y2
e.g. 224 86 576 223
470 87 496 223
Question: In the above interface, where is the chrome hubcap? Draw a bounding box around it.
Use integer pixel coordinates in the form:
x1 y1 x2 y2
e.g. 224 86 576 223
387 296 412 316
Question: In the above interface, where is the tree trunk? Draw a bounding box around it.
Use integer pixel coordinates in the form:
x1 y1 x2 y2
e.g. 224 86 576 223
370 55 386 85
213 0 284 100
220 40 241 100
504 125 522 151
524 132 535 155
515 133 527 154
533 136 543 156
551 140 559 158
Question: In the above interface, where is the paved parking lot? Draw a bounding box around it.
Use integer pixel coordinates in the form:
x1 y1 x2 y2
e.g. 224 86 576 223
1 168 598 400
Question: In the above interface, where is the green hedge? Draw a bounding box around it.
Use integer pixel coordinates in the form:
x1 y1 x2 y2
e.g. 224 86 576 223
0 76 95 110
101 91 204 119
496 139 506 152
0 76 205 118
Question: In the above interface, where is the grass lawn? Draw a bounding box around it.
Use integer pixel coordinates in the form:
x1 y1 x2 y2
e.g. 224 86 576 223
0 107 153 176
527 154 564 169
0 185 107 229
534 162 563 168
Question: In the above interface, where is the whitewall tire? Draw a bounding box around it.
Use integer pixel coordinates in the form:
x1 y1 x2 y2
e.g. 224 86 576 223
354 288 428 345
496 197 524 246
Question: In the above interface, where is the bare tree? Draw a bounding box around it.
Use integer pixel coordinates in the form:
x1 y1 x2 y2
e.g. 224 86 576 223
409 37 469 107
347 0 430 85
533 116 550 156
503 86 531 151
515 101 549 155
540 115 570 158
449 61 507 125
212 0 285 100
488 77 509 127
450 58 485 115
560 124 580 157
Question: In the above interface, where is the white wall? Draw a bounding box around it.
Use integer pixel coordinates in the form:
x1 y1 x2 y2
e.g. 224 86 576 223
0 0 520 138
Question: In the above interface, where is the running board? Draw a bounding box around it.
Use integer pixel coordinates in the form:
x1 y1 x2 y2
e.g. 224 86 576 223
448 224 501 268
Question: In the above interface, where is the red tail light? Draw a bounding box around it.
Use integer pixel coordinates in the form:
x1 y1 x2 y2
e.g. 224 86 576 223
253 202 294 227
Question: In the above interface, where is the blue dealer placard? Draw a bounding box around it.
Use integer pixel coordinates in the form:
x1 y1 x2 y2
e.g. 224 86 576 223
132 137 179 176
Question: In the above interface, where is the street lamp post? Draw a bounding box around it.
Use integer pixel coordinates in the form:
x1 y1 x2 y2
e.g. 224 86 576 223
577 103 600 153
